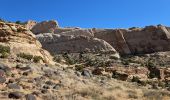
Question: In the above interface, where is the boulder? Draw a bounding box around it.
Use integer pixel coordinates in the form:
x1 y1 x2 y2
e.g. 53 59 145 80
36 33 120 58
0 21 54 64
31 20 59 34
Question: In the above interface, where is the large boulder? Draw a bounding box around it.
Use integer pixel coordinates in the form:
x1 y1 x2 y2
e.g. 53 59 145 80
36 33 119 58
31 20 59 34
0 21 54 64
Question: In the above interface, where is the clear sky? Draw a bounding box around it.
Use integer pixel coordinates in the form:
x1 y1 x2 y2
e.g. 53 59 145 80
0 0 170 28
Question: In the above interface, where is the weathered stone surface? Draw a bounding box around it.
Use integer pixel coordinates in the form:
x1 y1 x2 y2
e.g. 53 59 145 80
93 28 131 55
93 25 170 55
56 28 94 37
123 25 170 54
0 21 54 64
31 20 59 34
25 20 37 30
36 33 119 58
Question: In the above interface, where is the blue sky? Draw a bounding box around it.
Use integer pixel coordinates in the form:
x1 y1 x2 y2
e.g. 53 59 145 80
0 0 170 28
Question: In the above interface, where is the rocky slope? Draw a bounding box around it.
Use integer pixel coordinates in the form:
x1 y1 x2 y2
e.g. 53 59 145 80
0 20 169 100
0 21 54 64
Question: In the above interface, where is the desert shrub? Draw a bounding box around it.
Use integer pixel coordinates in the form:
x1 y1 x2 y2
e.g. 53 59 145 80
75 64 84 72
122 60 130 65
33 56 43 63
132 76 140 83
17 53 33 60
0 45 10 58
0 45 10 54
53 55 63 63
1 52 9 58
62 53 76 65
15 21 22 24
147 61 156 68
158 81 166 88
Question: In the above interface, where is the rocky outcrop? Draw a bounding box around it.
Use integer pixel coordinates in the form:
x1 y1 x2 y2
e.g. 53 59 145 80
93 28 131 55
30 20 170 56
36 33 119 58
24 20 37 30
31 20 59 34
93 25 170 55
123 25 170 54
55 28 94 37
0 21 54 64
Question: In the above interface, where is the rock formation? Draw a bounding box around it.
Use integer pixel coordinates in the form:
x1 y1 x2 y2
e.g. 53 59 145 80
30 20 170 57
55 28 94 37
93 25 170 55
0 21 54 64
24 20 37 30
31 20 59 34
36 33 120 58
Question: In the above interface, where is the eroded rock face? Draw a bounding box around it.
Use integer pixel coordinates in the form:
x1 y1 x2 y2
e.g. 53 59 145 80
24 20 37 30
0 21 54 64
36 33 119 58
55 28 94 37
93 28 131 55
93 25 170 55
123 25 170 54
31 20 59 34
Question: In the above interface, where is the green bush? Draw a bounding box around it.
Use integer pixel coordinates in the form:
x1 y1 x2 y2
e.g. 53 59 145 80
62 53 76 65
132 76 140 83
1 52 9 58
75 64 84 72
15 21 22 24
147 61 156 68
53 55 63 63
33 56 43 63
0 45 10 58
0 45 10 54
17 53 33 60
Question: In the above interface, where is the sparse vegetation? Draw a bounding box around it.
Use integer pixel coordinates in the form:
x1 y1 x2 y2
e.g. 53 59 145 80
62 53 76 65
53 55 63 63
17 53 33 60
17 53 43 63
0 45 10 58
33 56 43 63
0 45 10 54
75 64 84 72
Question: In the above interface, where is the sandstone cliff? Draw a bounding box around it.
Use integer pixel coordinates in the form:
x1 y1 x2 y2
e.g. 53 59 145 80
0 21 54 64
93 25 170 55
36 33 119 58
